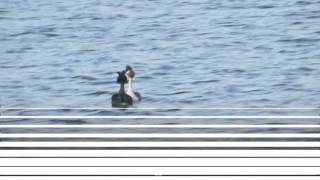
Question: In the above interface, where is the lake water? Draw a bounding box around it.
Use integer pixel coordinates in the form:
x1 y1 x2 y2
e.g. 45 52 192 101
1 0 320 129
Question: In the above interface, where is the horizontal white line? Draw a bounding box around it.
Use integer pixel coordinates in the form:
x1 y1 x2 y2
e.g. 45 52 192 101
1 107 320 110
0 142 319 147
0 177 319 180
1 116 319 119
0 134 319 138
0 125 319 128
1 150 320 157
1 167 320 175
1 158 319 167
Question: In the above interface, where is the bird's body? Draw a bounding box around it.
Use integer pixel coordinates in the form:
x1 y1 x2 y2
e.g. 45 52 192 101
111 93 133 108
111 71 133 108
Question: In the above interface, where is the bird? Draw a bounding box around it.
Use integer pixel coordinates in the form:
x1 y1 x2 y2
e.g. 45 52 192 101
125 66 141 102
111 70 133 108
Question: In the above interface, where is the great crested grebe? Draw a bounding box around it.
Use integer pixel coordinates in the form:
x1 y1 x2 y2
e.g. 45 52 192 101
111 70 133 107
125 66 141 102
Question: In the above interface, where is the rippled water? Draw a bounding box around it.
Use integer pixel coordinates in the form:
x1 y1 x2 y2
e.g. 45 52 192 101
1 0 320 122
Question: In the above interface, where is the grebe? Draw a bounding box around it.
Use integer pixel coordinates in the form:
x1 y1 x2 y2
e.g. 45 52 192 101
125 66 141 102
111 70 133 107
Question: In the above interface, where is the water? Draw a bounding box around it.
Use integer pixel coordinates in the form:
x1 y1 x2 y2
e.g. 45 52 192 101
1 0 320 129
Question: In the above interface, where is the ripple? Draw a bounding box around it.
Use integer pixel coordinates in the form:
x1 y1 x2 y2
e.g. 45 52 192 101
72 75 97 80
222 69 246 73
306 15 320 19
278 38 320 43
9 31 32 37
43 33 60 37
257 5 275 9
192 79 220 85
84 91 107 96
296 1 312 5
296 67 314 72
49 119 87 125
292 21 303 25
18 65 37 69
272 83 286 87
0 65 15 69
155 91 192 96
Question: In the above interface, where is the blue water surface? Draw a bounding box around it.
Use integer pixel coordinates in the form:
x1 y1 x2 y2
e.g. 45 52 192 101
0 0 320 119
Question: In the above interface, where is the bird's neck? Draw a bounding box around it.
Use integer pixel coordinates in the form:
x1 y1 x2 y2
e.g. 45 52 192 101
127 78 134 92
126 77 138 101
119 83 125 95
